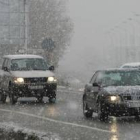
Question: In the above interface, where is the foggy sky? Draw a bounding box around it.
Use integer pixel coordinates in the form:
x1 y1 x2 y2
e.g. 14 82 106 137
58 0 140 79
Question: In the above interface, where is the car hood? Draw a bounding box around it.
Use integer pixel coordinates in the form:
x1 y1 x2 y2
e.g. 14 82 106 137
103 86 140 96
10 70 55 78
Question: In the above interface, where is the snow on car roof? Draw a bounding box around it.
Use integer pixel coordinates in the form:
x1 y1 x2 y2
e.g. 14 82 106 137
97 68 140 72
121 62 140 67
3 54 43 59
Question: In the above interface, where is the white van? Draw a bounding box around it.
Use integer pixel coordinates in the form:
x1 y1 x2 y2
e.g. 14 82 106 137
120 62 140 69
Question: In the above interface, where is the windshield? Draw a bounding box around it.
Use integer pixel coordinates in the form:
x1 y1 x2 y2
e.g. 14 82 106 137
11 58 48 71
97 71 140 86
122 65 140 68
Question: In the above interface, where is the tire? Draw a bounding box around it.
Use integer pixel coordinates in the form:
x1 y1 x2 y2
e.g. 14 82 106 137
48 90 56 103
135 115 140 121
49 97 56 103
0 91 7 103
9 87 17 105
83 99 93 118
1 94 7 103
10 94 17 105
97 102 108 121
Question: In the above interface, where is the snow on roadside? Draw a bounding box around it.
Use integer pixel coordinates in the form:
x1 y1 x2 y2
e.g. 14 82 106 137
58 85 83 93
0 122 61 140
57 85 66 89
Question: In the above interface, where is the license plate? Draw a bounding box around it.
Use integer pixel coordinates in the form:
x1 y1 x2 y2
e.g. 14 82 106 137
127 101 140 108
28 85 44 89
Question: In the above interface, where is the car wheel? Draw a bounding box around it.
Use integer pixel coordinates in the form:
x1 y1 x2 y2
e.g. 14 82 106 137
49 97 56 103
97 102 108 121
48 90 56 103
135 115 140 121
83 100 93 118
1 94 7 103
10 94 17 105
9 87 17 105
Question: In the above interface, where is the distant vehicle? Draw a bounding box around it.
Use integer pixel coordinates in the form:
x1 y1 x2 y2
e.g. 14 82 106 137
83 69 140 121
0 54 57 104
120 62 140 69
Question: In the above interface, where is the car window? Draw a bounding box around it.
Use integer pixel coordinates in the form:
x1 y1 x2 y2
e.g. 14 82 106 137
7 59 11 69
2 58 8 70
2 59 6 70
95 72 105 84
90 72 98 83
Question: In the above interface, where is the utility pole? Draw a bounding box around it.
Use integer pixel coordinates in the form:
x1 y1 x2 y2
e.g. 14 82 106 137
24 0 28 53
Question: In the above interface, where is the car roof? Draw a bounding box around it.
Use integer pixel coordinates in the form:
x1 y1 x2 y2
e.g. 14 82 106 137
96 68 140 72
121 62 140 67
3 54 43 59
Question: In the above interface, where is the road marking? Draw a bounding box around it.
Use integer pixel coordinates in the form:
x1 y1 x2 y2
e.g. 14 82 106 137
0 108 114 134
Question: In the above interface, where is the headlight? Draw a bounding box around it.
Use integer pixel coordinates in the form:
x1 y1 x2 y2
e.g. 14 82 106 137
47 77 57 83
110 96 117 101
107 95 121 103
14 78 24 84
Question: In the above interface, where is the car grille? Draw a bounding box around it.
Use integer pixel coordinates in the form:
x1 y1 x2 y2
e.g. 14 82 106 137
123 95 140 101
123 95 132 101
24 77 48 84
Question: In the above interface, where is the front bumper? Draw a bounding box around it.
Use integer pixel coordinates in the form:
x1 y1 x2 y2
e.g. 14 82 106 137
104 102 140 116
11 83 57 97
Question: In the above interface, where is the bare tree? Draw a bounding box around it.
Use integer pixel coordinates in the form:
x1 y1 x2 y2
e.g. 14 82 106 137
28 0 73 66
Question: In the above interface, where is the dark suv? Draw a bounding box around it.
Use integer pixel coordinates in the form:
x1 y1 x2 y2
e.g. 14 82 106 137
83 69 140 121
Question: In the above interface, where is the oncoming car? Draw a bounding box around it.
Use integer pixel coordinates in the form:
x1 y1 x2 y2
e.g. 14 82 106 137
120 62 140 69
0 54 57 104
83 69 140 121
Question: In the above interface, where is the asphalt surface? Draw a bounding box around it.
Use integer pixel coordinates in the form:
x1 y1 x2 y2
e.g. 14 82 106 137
0 87 140 140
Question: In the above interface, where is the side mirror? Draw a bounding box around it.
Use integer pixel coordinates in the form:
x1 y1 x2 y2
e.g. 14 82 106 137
49 66 55 71
3 67 9 72
92 83 99 87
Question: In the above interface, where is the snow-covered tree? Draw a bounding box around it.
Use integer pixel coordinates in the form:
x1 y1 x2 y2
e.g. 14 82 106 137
28 0 73 66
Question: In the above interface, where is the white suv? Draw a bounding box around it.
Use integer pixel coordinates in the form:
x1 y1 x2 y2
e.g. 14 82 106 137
120 62 140 69
0 54 57 104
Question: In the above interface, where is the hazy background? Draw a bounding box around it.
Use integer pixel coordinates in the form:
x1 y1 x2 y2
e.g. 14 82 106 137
58 0 140 84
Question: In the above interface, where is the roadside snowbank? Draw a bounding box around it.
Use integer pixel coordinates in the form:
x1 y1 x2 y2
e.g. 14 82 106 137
0 122 61 140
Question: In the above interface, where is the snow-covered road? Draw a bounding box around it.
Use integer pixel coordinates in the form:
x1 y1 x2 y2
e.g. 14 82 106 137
0 87 139 140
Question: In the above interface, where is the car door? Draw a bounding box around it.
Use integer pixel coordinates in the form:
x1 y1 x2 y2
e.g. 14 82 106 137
1 58 7 89
85 72 99 110
87 72 101 110
2 58 11 90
